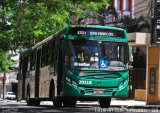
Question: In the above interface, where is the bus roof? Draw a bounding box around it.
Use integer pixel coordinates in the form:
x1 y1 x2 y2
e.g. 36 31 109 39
31 25 126 50
32 29 65 50
69 25 125 31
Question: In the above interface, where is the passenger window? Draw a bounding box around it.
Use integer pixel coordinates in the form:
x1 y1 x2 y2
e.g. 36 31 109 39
41 45 47 67
65 45 70 67
46 40 55 65
27 55 30 71
54 39 59 62
51 40 55 62
30 51 36 70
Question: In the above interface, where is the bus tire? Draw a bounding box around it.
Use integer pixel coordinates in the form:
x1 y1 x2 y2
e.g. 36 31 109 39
69 100 77 107
63 98 69 107
26 89 33 106
53 97 62 107
50 82 62 107
98 98 111 108
63 98 76 107
34 100 40 106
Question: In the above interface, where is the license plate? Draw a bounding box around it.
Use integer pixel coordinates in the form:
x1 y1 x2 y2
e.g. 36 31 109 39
93 90 104 94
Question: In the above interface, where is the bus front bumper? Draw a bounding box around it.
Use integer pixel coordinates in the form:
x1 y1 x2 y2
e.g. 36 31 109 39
63 82 128 98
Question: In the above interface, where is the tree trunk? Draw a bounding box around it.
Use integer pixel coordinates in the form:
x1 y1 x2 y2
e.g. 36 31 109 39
3 73 6 100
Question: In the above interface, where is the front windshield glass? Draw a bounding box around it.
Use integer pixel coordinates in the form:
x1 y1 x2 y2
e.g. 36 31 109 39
99 41 126 71
65 40 99 70
65 40 128 71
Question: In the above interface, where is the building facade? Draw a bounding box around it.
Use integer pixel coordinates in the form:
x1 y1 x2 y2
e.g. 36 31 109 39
107 0 160 104
0 64 18 99
0 68 18 98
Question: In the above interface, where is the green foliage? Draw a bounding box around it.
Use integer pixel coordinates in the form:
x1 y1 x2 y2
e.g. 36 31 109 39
0 0 109 73
1 0 109 50
0 50 15 73
10 1 70 48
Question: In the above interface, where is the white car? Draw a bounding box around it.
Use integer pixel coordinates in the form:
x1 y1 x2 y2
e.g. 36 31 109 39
6 92 16 100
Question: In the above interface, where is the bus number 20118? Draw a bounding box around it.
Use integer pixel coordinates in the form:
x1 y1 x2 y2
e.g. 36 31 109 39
79 80 92 85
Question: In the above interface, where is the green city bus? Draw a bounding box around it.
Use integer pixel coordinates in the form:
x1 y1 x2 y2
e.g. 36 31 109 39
17 25 129 108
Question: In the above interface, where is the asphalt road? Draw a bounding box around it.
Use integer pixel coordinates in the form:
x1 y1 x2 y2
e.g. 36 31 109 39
0 100 159 113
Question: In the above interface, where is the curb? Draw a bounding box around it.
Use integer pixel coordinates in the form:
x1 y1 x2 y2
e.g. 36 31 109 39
110 105 160 109
77 101 160 109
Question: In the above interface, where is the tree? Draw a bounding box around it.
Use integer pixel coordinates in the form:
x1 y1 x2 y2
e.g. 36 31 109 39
0 50 15 100
8 0 109 50
0 0 109 99
0 0 17 100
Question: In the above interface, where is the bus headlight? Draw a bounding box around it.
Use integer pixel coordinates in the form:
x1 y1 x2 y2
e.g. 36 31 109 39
124 79 128 85
119 79 128 89
66 77 71 83
119 82 124 88
72 80 77 87
66 77 77 87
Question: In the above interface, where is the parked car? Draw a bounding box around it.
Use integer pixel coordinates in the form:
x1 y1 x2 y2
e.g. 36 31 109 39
5 92 16 100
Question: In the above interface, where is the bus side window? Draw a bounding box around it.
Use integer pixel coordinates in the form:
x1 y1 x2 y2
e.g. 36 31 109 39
54 39 59 63
27 55 31 72
47 40 55 65
30 51 36 70
46 43 50 65
65 45 70 67
51 40 55 62
41 45 47 67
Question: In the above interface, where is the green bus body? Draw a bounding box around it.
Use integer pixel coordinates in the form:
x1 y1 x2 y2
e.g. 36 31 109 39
62 25 129 99
18 25 129 108
64 69 128 98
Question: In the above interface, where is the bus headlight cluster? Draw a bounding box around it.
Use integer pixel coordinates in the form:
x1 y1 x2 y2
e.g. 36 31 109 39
65 77 77 87
66 77 71 83
72 80 77 87
119 79 128 89
124 79 128 85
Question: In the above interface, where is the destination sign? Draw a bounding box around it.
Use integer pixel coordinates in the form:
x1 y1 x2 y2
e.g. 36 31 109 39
69 27 125 38
77 30 114 37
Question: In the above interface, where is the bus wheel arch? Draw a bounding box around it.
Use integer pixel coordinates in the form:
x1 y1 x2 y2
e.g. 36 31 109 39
49 79 55 99
63 97 77 107
26 84 33 106
49 79 62 107
26 84 30 101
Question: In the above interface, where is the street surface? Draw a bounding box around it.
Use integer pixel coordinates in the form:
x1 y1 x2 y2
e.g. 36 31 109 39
0 100 159 113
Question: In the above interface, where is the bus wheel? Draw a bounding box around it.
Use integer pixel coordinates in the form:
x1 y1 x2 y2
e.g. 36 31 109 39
98 98 111 108
63 98 69 107
34 100 40 106
69 100 77 107
63 98 76 107
53 97 62 107
26 91 33 106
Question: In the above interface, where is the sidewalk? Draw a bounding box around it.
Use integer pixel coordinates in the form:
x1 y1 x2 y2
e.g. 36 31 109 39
0 98 3 101
1 98 160 109
77 99 160 108
111 99 146 106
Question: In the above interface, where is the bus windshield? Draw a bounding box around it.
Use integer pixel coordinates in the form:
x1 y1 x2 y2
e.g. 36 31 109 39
65 40 128 71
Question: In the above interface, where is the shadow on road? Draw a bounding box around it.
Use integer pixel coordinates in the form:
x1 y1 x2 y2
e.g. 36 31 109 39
0 104 98 113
